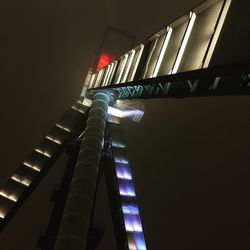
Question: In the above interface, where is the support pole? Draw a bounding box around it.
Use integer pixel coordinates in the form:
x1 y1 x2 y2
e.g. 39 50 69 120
54 90 110 250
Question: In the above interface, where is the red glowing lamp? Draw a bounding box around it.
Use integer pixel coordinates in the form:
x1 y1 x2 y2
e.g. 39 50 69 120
96 53 112 71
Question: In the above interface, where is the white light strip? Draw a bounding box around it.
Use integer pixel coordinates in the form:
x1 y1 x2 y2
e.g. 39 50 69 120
203 0 232 68
23 162 41 172
171 12 196 74
142 37 159 79
56 124 71 132
0 191 17 202
89 73 96 89
153 27 173 77
121 50 135 83
116 54 128 84
78 98 143 120
0 213 5 219
114 157 129 164
35 149 51 158
83 70 93 88
108 61 118 85
112 142 125 148
45 136 61 145
71 106 85 114
95 69 104 88
102 65 111 86
129 44 144 82
105 63 115 85
11 176 30 187
108 106 124 117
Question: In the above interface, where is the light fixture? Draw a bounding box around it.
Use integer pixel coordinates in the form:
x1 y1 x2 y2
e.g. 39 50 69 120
153 27 173 77
171 12 196 74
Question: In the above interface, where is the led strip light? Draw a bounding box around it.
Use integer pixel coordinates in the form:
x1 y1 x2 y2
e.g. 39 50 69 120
0 191 17 202
152 27 173 77
23 162 41 172
45 136 61 145
116 54 129 84
171 12 196 74
34 148 51 158
121 50 136 83
56 124 71 132
11 176 30 187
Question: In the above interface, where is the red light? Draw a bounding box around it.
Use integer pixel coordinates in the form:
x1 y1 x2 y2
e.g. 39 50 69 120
96 53 112 71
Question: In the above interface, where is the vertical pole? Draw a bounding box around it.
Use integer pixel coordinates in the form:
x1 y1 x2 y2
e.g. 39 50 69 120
54 90 110 250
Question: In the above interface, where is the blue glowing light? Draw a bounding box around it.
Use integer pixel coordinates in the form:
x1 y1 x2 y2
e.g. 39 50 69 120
112 142 126 148
122 204 139 215
116 164 132 180
134 234 147 250
124 214 143 232
114 157 129 164
119 185 136 197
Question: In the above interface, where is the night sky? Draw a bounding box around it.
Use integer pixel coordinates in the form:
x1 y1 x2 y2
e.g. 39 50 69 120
0 0 249 249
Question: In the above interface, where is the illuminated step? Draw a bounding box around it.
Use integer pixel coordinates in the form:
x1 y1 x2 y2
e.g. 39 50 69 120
119 186 136 197
114 157 128 164
116 166 132 180
128 233 147 250
0 191 17 202
124 216 143 232
56 124 71 132
112 141 125 148
11 175 31 187
23 162 41 172
122 204 139 215
45 136 61 145
0 212 5 219
34 149 51 158
71 106 85 114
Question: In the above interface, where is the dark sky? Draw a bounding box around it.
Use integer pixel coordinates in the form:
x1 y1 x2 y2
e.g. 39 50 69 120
0 0 249 249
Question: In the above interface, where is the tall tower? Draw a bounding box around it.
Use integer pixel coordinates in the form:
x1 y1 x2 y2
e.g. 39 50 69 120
0 0 249 249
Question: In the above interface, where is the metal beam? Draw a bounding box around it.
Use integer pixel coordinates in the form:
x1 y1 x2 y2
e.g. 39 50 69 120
89 64 250 99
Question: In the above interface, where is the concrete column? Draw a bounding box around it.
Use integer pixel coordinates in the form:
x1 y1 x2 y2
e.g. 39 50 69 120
54 90 110 250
